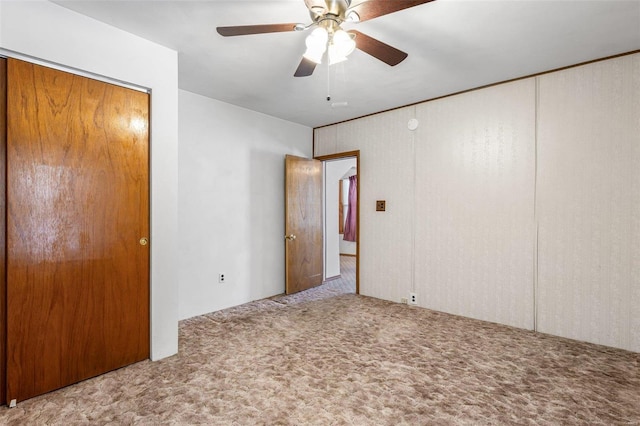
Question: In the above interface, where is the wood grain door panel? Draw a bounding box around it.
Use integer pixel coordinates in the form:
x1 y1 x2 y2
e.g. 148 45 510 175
285 155 323 294
6 59 150 403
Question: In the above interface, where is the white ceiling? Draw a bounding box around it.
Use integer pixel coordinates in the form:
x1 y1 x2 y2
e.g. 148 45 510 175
53 0 640 128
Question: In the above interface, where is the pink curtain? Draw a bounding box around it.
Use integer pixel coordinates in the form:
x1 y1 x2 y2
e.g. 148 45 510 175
343 175 357 242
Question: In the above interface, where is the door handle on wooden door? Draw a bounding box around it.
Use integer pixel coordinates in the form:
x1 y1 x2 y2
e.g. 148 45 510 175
285 234 296 241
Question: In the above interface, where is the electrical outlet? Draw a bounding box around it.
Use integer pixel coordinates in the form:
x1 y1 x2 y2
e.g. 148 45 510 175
218 273 225 283
409 292 417 305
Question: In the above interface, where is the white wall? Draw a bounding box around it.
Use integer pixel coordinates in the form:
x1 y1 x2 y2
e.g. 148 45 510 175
178 90 311 320
324 158 356 279
314 53 640 352
0 0 179 359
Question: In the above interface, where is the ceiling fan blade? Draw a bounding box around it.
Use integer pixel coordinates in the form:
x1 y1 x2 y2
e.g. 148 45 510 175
351 30 408 66
347 0 435 22
294 57 318 77
217 23 298 37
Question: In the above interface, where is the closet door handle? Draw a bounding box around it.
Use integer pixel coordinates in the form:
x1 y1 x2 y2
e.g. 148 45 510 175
139 237 149 246
285 234 296 241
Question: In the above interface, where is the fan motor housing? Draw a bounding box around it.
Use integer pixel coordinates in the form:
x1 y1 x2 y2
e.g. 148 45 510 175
306 0 350 20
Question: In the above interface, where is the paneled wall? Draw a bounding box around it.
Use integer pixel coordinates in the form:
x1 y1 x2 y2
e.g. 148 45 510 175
536 54 640 351
414 80 536 330
314 53 639 351
318 108 416 303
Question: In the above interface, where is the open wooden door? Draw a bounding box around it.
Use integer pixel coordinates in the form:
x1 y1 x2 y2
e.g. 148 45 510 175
5 59 150 403
285 155 323 294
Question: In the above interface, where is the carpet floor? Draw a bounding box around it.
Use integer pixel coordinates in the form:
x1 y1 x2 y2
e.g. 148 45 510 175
2 259 639 425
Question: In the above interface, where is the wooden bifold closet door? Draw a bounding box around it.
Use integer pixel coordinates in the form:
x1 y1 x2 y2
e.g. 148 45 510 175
4 58 150 403
0 58 7 406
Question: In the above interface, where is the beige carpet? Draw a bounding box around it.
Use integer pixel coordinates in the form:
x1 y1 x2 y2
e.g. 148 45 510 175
2 264 639 425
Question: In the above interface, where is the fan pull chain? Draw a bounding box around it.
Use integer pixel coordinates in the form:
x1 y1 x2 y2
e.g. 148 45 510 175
326 58 331 102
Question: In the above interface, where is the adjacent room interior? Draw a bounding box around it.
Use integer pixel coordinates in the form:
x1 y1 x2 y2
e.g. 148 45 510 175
0 0 638 423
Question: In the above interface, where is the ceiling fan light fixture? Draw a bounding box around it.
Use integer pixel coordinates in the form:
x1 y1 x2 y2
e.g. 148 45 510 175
328 46 348 65
303 27 328 64
331 29 356 58
219 0 429 78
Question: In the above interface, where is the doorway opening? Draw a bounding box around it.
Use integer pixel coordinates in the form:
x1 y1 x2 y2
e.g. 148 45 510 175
316 151 359 295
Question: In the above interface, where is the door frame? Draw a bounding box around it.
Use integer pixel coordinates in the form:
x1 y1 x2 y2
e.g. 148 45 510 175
315 151 360 295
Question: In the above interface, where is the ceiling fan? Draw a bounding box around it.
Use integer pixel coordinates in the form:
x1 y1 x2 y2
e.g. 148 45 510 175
216 0 435 77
